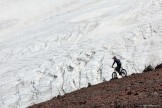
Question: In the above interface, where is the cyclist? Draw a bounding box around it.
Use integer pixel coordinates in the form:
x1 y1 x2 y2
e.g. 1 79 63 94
112 56 122 75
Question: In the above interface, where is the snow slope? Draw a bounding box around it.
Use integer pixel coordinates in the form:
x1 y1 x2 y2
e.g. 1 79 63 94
0 0 162 107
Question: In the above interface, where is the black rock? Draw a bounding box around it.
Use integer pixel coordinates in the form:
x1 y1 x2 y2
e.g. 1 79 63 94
143 65 154 72
155 63 162 70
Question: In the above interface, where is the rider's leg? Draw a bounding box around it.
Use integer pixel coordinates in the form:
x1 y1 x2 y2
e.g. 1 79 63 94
116 66 121 75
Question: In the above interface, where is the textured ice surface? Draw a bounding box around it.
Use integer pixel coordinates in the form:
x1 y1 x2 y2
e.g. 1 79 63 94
0 0 162 107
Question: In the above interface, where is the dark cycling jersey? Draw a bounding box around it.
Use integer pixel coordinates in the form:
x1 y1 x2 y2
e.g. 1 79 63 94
112 59 121 73
112 59 121 67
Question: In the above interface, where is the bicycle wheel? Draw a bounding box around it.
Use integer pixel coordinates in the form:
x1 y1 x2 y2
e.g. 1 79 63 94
112 72 118 79
121 69 127 77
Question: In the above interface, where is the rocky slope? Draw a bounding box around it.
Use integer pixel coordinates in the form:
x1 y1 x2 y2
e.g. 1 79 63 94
29 67 162 108
0 0 162 107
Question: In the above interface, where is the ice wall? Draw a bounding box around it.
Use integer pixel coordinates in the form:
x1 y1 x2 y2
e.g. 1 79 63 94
0 0 162 107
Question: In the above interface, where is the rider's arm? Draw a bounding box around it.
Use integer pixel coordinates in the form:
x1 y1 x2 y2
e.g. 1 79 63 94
112 61 115 68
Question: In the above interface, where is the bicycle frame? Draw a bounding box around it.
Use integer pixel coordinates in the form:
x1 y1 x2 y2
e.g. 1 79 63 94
112 67 123 73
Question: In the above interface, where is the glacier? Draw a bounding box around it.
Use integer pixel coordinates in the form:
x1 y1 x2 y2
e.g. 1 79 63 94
0 0 162 107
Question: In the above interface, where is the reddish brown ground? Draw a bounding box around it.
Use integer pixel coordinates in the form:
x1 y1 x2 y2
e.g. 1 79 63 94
29 69 162 108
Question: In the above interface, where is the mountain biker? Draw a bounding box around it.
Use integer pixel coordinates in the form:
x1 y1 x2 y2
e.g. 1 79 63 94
112 56 122 75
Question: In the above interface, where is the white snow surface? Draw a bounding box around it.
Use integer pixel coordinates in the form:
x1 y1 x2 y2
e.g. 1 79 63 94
0 0 162 107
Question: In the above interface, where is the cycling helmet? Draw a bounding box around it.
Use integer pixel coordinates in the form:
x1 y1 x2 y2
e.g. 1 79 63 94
112 56 117 59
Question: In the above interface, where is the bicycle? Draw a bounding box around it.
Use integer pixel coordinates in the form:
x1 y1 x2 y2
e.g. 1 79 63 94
112 67 127 79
